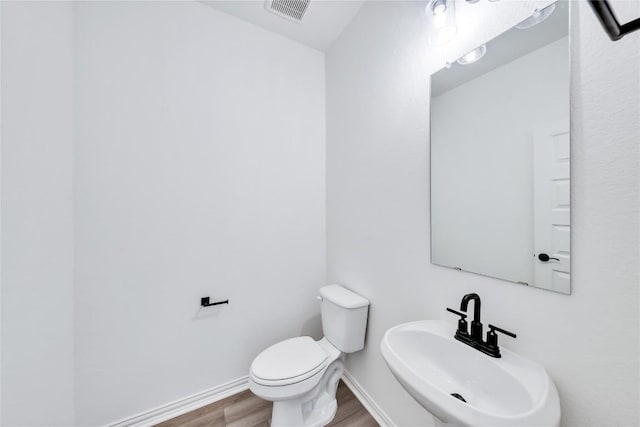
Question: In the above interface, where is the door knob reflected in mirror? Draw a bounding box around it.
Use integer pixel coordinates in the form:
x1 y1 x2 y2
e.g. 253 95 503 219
538 253 560 262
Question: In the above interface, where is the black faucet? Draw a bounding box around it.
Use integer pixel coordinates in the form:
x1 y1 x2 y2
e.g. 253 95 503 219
460 293 483 341
446 293 516 358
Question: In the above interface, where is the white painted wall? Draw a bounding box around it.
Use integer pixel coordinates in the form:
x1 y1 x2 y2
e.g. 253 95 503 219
431 37 569 285
73 2 325 425
327 1 639 426
1 2 75 425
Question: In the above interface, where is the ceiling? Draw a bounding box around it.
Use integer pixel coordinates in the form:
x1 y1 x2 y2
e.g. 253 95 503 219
200 0 366 51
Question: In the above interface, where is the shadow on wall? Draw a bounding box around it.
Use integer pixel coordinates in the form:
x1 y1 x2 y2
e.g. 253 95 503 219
301 314 323 340
193 305 228 321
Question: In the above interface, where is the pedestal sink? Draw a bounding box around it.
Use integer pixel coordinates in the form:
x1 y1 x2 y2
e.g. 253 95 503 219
380 320 560 427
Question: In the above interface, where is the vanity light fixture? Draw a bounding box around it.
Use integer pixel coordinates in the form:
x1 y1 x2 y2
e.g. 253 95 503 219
457 44 487 65
426 0 457 45
516 4 556 29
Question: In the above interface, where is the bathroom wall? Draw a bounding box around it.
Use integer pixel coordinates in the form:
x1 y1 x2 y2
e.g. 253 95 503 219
1 2 75 425
431 37 569 285
327 1 639 426
73 2 325 425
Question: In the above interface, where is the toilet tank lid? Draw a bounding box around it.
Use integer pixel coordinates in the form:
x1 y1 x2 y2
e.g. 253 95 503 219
319 284 369 309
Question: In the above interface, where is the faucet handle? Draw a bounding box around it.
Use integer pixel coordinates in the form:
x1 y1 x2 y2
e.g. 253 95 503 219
446 307 469 335
486 324 516 351
446 307 467 318
483 324 516 358
488 324 516 338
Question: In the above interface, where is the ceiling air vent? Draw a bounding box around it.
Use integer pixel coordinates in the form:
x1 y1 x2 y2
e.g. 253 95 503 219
265 0 310 23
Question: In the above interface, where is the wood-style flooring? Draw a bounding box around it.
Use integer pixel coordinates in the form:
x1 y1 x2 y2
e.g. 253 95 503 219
155 380 379 427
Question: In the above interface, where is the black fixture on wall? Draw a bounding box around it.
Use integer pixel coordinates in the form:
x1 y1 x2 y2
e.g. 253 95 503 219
201 297 229 307
447 293 516 358
588 0 640 41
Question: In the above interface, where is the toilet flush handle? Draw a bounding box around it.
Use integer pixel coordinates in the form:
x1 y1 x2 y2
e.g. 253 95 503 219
317 295 323 302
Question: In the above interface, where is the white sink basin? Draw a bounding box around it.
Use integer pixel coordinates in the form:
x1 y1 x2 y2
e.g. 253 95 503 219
380 320 560 427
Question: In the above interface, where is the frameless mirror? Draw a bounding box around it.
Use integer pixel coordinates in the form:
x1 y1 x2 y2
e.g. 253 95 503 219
430 1 571 294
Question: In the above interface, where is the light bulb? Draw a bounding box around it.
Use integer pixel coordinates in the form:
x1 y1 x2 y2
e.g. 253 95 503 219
434 12 447 29
457 44 487 65
433 0 447 15
426 0 457 45
516 4 556 29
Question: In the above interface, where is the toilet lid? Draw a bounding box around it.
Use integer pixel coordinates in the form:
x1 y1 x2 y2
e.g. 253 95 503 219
251 337 328 384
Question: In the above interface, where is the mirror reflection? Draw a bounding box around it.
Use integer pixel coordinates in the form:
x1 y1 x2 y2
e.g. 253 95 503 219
430 1 571 294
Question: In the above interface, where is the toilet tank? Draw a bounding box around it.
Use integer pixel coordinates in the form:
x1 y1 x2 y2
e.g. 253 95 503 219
319 284 370 353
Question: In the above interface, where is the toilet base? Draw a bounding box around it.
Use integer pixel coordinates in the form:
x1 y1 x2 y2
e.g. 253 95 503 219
270 360 344 427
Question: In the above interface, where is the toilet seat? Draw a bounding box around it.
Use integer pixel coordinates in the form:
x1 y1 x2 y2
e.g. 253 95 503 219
251 337 328 386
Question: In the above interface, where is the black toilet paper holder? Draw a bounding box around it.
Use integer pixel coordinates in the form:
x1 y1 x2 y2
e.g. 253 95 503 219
200 297 229 307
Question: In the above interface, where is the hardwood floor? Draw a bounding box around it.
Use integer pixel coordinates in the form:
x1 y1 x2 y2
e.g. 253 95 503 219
155 380 379 427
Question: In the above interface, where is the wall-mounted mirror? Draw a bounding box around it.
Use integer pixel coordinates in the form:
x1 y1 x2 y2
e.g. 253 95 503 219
430 1 570 294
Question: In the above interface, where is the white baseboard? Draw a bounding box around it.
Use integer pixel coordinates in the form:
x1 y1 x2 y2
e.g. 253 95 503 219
108 375 249 427
107 370 392 427
342 370 396 427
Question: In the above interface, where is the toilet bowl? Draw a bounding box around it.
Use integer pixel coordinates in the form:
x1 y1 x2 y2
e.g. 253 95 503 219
249 285 370 427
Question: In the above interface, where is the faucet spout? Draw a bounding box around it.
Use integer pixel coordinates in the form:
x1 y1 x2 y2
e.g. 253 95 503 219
460 293 482 340
460 293 481 323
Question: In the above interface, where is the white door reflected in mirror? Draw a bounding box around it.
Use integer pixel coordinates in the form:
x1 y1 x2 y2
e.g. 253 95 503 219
533 119 571 293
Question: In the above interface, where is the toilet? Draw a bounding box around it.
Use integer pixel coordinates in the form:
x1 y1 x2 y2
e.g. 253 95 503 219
249 284 370 427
